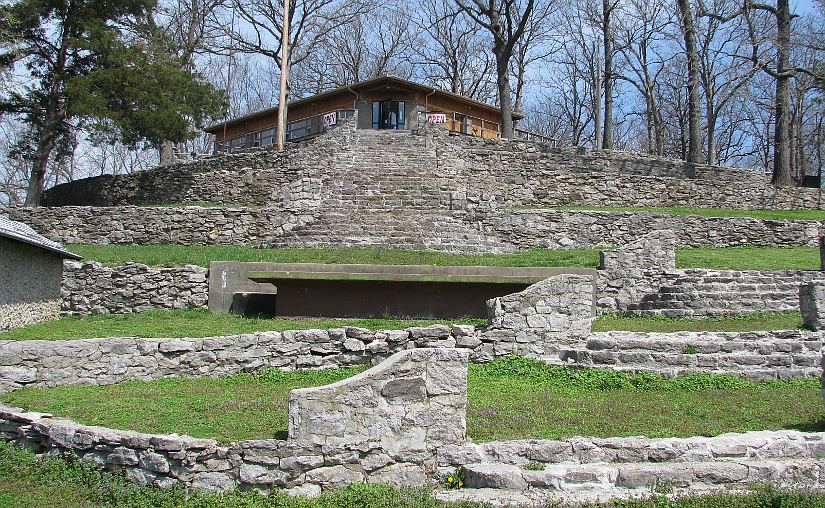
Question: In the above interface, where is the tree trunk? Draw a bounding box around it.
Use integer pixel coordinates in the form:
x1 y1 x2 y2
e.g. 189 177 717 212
677 0 703 164
159 141 176 165
772 0 792 185
707 110 717 166
601 0 613 149
494 47 515 138
23 124 59 207
24 26 70 208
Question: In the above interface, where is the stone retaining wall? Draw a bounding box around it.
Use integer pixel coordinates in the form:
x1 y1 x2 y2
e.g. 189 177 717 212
2 273 594 393
39 122 824 211
0 349 467 494
2 345 824 498
61 262 209 315
9 206 822 251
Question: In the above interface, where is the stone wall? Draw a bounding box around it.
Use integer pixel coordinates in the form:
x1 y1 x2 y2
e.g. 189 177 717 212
39 124 824 211
595 230 823 316
0 325 496 394
9 206 822 252
0 239 64 330
61 262 208 315
0 349 467 494
0 274 593 393
486 274 594 356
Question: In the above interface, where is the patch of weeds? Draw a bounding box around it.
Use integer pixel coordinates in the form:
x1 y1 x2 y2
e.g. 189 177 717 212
653 481 674 495
523 461 545 471
443 467 465 489
681 346 699 355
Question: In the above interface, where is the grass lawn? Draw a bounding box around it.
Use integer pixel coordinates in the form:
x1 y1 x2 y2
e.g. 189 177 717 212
516 204 825 221
66 244 822 271
66 244 603 269
4 444 825 508
0 309 487 341
2 357 821 444
0 310 806 341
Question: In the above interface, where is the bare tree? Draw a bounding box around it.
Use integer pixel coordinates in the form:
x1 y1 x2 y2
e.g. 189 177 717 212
703 0 818 184
452 0 538 138
411 0 496 101
509 1 557 125
616 0 671 155
312 5 414 89
676 0 703 162
217 0 374 138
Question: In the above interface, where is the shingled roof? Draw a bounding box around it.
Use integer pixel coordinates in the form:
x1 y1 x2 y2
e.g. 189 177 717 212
0 215 82 260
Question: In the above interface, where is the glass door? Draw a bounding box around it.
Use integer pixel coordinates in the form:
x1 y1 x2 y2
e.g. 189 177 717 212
372 101 406 130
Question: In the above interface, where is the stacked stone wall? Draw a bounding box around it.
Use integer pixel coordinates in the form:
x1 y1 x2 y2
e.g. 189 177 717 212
10 206 823 252
61 262 208 316
39 124 824 211
0 348 469 494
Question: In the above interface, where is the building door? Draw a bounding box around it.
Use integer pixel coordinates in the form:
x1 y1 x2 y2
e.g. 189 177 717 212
372 100 405 130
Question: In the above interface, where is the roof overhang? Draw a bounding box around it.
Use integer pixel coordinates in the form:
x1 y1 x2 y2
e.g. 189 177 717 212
0 216 82 260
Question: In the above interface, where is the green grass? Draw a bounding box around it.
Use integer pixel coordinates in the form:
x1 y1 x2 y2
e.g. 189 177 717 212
0 309 487 341
0 310 806 341
593 312 805 333
66 244 602 268
677 246 819 271
4 443 825 508
516 204 825 221
66 244 822 271
3 357 822 444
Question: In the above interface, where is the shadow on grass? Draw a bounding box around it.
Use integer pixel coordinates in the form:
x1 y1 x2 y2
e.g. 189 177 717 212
785 418 825 433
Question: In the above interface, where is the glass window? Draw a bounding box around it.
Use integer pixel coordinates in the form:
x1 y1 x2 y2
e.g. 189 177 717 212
396 101 405 129
372 102 381 129
260 128 275 147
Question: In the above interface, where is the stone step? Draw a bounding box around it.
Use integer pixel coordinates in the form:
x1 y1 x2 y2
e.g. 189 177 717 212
436 457 825 507
625 308 794 318
559 350 821 379
584 336 822 354
464 459 825 491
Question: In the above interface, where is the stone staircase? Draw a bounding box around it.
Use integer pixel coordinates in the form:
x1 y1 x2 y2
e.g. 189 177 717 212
626 270 818 318
435 431 825 506
264 208 512 254
558 330 822 380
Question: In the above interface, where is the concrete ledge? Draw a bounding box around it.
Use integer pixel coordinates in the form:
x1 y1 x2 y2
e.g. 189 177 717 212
211 262 596 318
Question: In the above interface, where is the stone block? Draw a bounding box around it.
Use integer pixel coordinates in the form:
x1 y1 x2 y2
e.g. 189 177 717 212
289 348 468 453
800 281 825 330
463 463 528 490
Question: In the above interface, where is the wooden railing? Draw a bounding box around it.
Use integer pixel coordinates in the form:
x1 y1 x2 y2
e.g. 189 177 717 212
425 111 557 146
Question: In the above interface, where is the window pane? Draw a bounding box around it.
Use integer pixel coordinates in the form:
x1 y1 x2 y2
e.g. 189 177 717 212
397 102 405 128
372 102 380 128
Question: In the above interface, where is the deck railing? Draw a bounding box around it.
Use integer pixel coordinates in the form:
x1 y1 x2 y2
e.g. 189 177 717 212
424 111 557 146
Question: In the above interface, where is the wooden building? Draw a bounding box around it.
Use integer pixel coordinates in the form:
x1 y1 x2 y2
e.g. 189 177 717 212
204 75 551 152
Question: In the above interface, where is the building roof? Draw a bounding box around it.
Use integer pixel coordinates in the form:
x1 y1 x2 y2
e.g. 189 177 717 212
205 75 522 134
0 215 82 260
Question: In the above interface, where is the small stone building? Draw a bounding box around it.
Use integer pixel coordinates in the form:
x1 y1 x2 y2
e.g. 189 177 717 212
0 216 81 330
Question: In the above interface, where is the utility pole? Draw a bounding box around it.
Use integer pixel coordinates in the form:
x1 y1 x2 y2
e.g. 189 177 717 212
276 0 290 151
594 36 602 150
